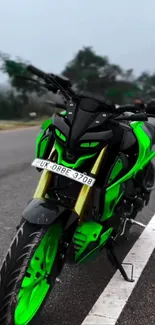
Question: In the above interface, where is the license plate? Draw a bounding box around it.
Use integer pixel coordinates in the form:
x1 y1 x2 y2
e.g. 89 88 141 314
32 158 96 187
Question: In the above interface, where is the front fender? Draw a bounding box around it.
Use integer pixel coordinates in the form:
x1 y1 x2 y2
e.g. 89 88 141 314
22 198 78 227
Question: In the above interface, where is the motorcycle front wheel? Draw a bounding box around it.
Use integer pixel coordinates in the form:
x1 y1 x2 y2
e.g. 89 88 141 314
0 220 63 325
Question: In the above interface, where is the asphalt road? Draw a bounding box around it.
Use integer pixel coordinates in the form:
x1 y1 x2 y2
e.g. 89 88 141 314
0 127 38 178
0 127 155 325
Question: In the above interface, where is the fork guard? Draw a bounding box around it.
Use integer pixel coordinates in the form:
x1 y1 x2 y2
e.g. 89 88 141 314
22 198 79 229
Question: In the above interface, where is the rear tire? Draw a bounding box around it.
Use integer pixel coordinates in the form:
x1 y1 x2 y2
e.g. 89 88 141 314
0 220 63 325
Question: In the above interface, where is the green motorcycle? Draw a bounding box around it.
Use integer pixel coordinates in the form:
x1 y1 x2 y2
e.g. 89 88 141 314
0 65 155 325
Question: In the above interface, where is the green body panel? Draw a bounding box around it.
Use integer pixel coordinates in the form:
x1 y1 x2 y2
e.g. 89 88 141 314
35 119 53 158
35 112 67 159
73 221 113 264
38 137 49 158
101 184 124 222
41 119 53 130
102 121 155 221
109 122 154 184
107 157 123 185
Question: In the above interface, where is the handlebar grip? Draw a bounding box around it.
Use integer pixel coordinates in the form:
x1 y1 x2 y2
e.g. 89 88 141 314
27 65 47 79
129 112 147 121
118 104 135 112
146 105 155 114
115 112 147 122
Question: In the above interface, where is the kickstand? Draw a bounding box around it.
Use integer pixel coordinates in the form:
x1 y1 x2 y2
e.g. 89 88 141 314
106 239 134 282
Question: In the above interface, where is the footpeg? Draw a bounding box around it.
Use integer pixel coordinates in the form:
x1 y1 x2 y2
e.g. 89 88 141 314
128 219 146 228
146 186 155 191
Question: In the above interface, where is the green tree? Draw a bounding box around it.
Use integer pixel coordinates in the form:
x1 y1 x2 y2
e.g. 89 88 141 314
0 54 47 118
0 89 23 119
105 80 140 104
136 72 155 100
0 54 44 95
62 46 140 103
62 46 111 92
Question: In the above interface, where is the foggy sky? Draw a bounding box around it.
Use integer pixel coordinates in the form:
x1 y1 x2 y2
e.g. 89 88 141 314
0 0 155 81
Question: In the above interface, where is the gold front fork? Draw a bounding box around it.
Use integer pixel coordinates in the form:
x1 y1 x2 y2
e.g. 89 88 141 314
33 146 56 199
74 146 107 223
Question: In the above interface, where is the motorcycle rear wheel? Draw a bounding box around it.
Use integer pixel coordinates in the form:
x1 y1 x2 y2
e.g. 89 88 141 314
0 220 63 325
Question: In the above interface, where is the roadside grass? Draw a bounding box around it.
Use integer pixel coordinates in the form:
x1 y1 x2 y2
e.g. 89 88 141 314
0 117 49 130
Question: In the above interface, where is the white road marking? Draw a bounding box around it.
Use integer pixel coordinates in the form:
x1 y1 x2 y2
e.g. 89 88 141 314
82 214 155 325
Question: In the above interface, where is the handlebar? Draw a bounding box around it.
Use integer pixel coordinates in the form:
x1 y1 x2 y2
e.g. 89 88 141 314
27 65 48 80
26 64 155 121
27 64 73 101
116 103 145 113
116 103 155 121
114 112 148 122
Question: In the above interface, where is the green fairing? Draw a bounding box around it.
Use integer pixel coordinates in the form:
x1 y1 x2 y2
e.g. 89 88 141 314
36 119 53 158
107 157 123 185
39 137 49 158
73 221 113 264
55 141 97 169
102 184 123 222
41 119 53 130
101 121 155 221
36 112 67 158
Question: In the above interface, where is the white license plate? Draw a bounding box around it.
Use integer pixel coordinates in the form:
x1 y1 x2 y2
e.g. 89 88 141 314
32 158 96 187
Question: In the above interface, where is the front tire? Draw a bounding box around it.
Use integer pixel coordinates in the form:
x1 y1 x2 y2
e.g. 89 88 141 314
0 220 63 325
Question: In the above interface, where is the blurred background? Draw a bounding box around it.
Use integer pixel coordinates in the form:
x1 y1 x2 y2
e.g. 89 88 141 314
0 0 155 128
